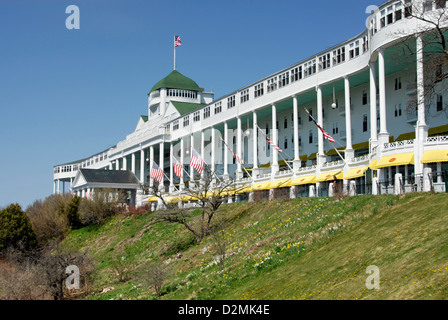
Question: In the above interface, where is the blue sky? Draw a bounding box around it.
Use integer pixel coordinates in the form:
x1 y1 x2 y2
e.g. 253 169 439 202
0 0 385 209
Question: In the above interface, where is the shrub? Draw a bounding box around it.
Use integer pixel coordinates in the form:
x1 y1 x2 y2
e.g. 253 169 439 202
26 194 71 246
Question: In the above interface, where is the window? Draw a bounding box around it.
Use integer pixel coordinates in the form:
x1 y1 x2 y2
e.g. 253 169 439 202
404 1 413 17
387 6 394 24
437 95 443 111
436 0 447 9
173 120 179 131
291 66 302 82
424 0 433 12
214 101 222 114
227 95 235 109
362 36 369 53
183 115 189 127
299 135 302 147
304 60 316 77
254 83 264 98
319 53 331 70
333 47 346 65
284 117 288 129
362 90 368 105
203 106 210 119
395 77 402 90
308 109 313 122
395 104 402 117
395 2 403 21
267 76 278 93
265 123 269 135
380 9 386 28
309 130 313 144
363 115 368 132
284 137 288 149
240 89 249 103
332 122 339 135
279 71 289 88
193 111 200 122
349 41 360 59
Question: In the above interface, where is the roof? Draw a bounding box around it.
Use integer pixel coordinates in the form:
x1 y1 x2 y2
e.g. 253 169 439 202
149 70 201 93
79 169 140 185
171 101 205 116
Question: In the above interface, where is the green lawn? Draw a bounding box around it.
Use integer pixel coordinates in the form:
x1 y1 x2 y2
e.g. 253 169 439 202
61 192 448 300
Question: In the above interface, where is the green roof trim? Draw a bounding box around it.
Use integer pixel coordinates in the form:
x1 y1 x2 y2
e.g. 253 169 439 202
149 70 201 93
171 101 205 116
140 115 148 122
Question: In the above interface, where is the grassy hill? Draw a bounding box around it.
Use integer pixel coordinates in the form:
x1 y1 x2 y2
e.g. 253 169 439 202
60 192 448 300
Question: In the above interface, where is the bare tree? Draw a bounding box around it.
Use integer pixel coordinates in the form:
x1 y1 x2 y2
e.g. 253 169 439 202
143 262 168 296
147 167 242 244
392 0 448 116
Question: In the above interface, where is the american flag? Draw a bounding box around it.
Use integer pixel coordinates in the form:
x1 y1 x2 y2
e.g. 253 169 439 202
150 162 164 182
222 139 245 164
174 35 182 47
265 136 283 153
190 148 205 174
305 108 336 143
256 125 283 153
172 156 183 178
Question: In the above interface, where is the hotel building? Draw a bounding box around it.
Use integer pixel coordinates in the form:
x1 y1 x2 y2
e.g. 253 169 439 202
53 0 448 206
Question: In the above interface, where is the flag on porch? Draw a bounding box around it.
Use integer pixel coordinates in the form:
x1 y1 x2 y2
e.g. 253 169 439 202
190 148 204 174
172 156 183 178
150 162 164 182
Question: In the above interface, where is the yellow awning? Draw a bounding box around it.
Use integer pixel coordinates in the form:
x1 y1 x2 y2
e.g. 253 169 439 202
326 147 345 156
353 141 370 150
252 182 271 191
166 197 180 204
395 132 415 142
345 166 369 180
369 159 378 170
147 196 158 202
421 149 448 163
235 185 252 194
376 153 414 169
308 152 317 160
428 124 448 136
271 178 292 189
300 154 308 162
291 175 316 186
316 171 344 182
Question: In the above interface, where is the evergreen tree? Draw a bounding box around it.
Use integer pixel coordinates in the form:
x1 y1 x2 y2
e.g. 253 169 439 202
0 203 38 252
67 195 82 229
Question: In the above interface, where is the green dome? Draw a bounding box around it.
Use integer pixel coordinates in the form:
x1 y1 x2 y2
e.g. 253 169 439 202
149 70 201 93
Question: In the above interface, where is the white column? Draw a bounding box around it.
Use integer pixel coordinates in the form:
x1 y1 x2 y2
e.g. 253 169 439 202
293 95 301 169
378 48 389 143
317 86 325 164
253 111 259 175
271 104 279 174
109 162 113 170
201 130 205 179
211 127 216 173
169 142 174 191
53 180 57 194
159 142 164 184
122 156 127 171
56 179 60 194
131 153 136 174
140 149 145 183
237 117 243 178
369 62 378 147
115 160 120 170
415 35 429 177
223 122 229 179
344 76 353 152
149 146 154 187
180 137 185 189
190 134 194 180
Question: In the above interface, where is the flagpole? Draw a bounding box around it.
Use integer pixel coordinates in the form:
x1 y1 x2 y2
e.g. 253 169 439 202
174 35 176 71
220 138 253 180
256 125 294 172
303 107 346 164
